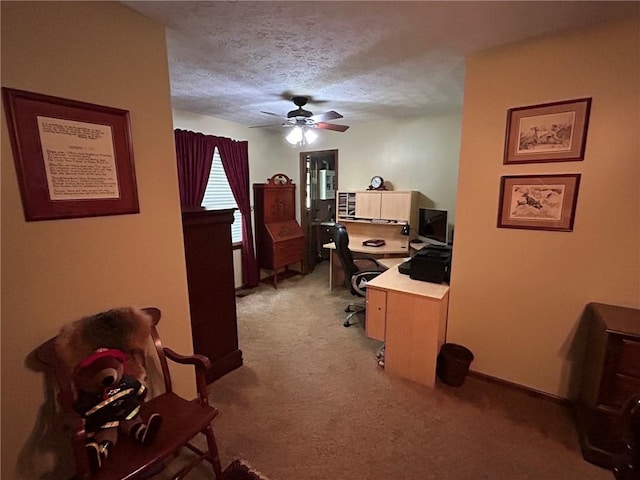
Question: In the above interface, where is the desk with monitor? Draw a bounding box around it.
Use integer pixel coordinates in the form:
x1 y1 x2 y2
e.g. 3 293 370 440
365 260 449 387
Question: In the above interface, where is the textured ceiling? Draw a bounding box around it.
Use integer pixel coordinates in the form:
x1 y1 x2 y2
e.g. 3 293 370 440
125 1 638 129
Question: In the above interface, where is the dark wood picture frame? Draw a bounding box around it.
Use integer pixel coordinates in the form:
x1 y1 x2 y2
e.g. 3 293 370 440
504 98 591 164
497 174 581 232
2 88 139 221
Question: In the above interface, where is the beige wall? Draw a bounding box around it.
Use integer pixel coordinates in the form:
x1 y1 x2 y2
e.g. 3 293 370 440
1 3 195 479
449 18 640 398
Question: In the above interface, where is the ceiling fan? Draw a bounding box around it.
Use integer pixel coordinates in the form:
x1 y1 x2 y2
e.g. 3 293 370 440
250 96 350 133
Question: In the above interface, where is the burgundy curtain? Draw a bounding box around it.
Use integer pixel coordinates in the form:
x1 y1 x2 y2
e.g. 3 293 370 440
174 129 217 208
215 136 260 288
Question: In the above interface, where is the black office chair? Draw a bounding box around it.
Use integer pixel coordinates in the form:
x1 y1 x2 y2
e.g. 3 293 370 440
334 223 388 327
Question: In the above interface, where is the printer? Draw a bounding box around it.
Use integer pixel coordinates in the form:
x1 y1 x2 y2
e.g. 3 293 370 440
404 244 452 284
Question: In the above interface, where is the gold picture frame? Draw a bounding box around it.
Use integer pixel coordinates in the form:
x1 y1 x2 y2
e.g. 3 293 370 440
504 98 591 164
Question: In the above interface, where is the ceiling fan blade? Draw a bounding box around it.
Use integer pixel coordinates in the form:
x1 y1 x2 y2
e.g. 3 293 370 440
316 122 349 132
260 111 284 118
310 110 343 122
249 123 284 129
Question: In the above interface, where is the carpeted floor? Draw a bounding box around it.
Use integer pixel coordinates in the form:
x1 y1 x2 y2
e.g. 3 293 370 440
173 261 611 480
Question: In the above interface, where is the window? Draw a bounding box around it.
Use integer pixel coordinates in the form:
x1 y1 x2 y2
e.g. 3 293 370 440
201 148 242 243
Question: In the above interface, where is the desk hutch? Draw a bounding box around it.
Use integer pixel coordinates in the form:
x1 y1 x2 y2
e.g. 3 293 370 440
336 190 418 228
253 173 305 287
324 190 418 289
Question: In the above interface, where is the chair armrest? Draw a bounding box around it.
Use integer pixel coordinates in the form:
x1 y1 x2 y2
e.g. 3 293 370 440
351 270 383 296
163 347 212 370
353 256 388 272
162 347 212 405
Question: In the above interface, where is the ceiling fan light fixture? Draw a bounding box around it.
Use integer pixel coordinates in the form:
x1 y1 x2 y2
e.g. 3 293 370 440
304 128 318 144
286 126 303 145
285 126 318 146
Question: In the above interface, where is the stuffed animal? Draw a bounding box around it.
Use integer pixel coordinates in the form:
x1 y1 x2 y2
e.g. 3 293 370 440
72 347 163 471
54 307 161 471
56 307 153 384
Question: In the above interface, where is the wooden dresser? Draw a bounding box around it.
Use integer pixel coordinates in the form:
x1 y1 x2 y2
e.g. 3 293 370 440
181 207 243 383
576 302 640 468
253 173 304 287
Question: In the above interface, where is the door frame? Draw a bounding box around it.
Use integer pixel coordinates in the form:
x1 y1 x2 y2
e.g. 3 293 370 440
299 149 338 274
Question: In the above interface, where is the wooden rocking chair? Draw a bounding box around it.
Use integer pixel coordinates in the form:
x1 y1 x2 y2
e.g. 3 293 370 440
35 307 224 480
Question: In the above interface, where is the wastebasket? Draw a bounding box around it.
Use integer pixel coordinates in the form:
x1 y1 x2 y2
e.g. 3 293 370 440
437 343 474 387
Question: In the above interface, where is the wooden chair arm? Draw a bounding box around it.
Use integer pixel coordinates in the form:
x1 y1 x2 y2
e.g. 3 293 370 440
163 348 212 370
162 347 212 405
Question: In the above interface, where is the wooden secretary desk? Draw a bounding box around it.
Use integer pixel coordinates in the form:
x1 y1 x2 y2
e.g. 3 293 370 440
253 173 304 287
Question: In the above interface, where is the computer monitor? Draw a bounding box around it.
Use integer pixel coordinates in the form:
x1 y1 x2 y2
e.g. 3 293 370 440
417 208 448 245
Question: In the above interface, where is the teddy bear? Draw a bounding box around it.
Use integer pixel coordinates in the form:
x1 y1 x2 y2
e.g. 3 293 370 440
54 307 162 471
56 307 154 384
72 347 163 471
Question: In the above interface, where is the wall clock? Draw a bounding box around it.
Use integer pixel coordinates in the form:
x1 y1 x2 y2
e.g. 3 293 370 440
368 175 386 190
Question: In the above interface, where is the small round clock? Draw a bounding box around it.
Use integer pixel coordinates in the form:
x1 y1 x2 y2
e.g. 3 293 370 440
368 175 385 190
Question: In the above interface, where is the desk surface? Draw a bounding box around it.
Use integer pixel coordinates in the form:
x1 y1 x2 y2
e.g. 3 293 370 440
323 234 409 255
377 257 408 269
367 262 449 299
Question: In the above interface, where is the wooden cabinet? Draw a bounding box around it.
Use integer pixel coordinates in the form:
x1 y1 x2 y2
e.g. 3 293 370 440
253 173 304 287
366 288 387 341
576 302 640 468
338 191 417 224
365 268 449 387
181 207 243 384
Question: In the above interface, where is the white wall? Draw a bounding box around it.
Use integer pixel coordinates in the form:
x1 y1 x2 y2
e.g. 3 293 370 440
1 3 194 479
449 18 640 398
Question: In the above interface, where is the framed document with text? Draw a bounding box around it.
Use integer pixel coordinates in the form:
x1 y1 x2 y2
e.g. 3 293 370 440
2 88 139 221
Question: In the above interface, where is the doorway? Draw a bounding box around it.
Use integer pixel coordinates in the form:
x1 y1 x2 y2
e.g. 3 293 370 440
299 149 338 274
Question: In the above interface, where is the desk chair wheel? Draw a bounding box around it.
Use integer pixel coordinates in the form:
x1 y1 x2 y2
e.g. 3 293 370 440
343 305 365 327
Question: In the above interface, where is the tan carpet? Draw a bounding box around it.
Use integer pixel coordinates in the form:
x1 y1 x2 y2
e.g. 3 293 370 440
187 262 609 479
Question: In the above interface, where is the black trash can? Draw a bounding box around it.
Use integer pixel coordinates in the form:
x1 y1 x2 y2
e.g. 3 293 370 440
437 343 474 387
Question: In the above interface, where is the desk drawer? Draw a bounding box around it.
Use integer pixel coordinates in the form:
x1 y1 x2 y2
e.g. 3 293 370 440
617 339 640 377
599 373 640 409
